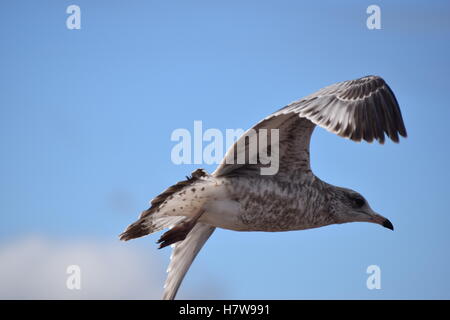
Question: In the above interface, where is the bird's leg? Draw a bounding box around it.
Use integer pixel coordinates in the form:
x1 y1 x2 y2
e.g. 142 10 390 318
157 209 205 249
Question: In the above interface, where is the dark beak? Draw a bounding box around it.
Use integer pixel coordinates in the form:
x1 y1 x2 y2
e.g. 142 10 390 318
382 219 394 231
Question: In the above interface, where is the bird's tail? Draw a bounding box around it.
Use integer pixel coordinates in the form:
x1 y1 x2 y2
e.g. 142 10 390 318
119 169 208 241
119 214 185 241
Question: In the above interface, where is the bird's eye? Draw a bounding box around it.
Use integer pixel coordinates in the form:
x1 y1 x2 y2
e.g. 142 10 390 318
353 197 365 208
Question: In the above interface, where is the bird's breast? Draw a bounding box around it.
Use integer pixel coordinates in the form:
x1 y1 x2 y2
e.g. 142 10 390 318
202 176 331 232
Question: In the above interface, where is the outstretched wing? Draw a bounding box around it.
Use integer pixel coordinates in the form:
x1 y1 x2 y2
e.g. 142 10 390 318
213 75 407 178
275 75 407 143
162 222 215 300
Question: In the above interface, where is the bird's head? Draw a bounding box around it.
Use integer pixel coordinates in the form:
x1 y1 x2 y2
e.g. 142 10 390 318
329 187 394 230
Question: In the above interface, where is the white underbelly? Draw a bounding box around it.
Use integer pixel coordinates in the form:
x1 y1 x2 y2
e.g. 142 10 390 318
200 199 247 231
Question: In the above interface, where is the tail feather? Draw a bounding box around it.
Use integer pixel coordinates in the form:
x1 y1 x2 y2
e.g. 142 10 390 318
119 219 148 241
157 220 194 249
119 169 208 241
119 215 185 241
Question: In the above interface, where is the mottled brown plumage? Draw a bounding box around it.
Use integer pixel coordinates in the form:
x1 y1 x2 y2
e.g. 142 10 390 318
119 169 207 241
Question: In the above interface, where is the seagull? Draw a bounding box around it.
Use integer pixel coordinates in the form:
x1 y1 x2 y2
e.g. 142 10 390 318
119 75 407 300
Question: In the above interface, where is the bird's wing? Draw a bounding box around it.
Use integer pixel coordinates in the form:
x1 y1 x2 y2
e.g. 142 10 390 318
213 75 407 178
162 222 215 300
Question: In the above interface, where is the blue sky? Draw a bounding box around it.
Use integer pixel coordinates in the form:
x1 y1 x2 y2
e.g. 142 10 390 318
1 0 449 299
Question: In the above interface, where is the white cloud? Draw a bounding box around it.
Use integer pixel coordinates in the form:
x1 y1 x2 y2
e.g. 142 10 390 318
0 236 221 299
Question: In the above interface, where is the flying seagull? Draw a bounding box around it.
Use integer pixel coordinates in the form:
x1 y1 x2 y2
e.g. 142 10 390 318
120 75 407 300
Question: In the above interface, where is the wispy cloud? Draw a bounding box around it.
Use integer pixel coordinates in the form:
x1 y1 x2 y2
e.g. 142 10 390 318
0 236 222 299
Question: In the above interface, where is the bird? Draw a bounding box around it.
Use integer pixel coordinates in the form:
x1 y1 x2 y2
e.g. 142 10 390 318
119 75 407 300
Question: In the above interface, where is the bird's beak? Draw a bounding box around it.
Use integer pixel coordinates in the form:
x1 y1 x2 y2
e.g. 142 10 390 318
371 213 394 231
382 218 394 230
